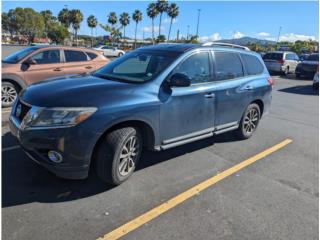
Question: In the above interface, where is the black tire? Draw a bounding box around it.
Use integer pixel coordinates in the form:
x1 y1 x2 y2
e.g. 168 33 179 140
284 66 289 76
2 81 18 108
235 103 261 140
118 52 123 57
296 73 301 78
95 127 142 185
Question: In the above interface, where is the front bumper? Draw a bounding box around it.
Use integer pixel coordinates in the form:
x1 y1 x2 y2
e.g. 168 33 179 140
9 113 99 179
295 65 318 78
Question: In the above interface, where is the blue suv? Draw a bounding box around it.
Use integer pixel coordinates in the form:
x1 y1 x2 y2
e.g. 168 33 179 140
9 43 273 185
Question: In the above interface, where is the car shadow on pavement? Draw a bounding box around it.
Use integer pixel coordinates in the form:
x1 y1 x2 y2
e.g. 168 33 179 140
2 131 240 208
278 85 319 95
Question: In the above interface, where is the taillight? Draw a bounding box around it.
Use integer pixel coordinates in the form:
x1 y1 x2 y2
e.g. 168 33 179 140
278 59 285 65
268 77 274 87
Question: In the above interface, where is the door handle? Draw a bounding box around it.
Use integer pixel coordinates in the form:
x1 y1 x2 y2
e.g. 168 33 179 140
85 66 93 69
204 93 215 98
244 85 253 90
53 68 62 71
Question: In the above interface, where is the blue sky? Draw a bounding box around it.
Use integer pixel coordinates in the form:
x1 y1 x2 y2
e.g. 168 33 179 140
2 1 319 42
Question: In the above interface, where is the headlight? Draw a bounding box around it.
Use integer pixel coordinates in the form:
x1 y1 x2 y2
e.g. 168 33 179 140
21 107 97 129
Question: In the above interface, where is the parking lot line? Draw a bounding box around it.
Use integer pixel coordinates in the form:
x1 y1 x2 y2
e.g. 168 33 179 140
97 138 293 240
2 145 20 152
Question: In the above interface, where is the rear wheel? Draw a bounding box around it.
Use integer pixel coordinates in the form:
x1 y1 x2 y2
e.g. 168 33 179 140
118 52 123 57
235 103 261 140
95 127 142 185
2 81 18 107
284 66 289 75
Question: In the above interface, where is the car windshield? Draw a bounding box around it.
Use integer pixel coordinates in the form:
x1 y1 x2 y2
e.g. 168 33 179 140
2 47 38 63
306 54 319 61
93 50 180 83
263 52 283 60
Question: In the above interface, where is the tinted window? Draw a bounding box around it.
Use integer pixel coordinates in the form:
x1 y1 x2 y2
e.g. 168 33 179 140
29 50 60 64
64 50 88 62
241 54 264 75
3 47 37 63
86 52 98 60
94 50 179 83
306 54 319 61
172 52 210 84
263 53 283 60
214 52 243 80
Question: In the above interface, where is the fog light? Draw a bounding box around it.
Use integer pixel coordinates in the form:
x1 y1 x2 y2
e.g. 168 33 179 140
48 151 63 163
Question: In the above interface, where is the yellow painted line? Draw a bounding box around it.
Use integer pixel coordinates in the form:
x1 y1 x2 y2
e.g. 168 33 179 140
97 138 292 240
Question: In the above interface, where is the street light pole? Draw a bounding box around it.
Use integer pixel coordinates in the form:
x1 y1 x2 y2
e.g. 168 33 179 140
187 25 190 41
277 26 282 43
196 9 201 38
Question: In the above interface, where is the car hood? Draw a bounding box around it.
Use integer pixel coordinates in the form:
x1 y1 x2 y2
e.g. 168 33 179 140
20 74 138 107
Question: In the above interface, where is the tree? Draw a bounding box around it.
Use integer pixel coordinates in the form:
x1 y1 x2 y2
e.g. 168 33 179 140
47 22 69 44
58 8 71 29
14 8 44 43
69 9 83 45
2 12 10 34
147 3 158 45
156 0 168 38
132 10 142 48
167 3 179 41
119 12 130 41
157 34 166 43
40 10 56 38
108 12 118 26
87 15 98 46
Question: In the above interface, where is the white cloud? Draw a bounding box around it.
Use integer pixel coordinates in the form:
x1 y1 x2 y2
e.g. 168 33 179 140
232 31 245 39
163 18 178 24
141 26 165 33
257 32 270 37
199 33 222 43
279 33 316 42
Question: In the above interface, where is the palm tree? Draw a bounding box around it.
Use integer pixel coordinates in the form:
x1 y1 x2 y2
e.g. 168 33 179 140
132 10 142 49
167 3 179 41
58 8 71 29
156 0 168 38
119 12 130 41
87 15 98 47
147 3 158 45
69 9 83 46
108 12 118 26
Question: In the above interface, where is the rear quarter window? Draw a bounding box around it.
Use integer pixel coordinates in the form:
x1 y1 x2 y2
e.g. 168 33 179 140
86 52 98 60
241 54 264 75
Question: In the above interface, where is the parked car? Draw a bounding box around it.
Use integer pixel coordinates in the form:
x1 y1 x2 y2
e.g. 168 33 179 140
93 45 125 57
299 53 310 61
295 53 319 78
263 51 300 75
9 43 272 185
313 68 319 89
2 46 109 107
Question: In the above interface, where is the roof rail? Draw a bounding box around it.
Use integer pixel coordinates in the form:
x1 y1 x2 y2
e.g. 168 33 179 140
202 42 250 51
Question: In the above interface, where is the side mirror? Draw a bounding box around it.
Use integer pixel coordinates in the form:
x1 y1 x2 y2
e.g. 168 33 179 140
169 73 191 87
26 58 37 65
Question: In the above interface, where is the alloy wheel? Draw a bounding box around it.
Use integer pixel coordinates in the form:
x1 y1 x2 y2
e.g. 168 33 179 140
2 85 17 105
118 135 140 176
243 108 259 134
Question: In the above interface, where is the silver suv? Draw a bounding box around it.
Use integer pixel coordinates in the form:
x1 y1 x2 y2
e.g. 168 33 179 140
263 51 299 75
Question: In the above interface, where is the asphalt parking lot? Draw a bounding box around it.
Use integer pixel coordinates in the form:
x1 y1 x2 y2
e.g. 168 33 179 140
2 75 319 240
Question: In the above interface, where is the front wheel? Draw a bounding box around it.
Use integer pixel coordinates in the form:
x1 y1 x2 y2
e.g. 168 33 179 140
235 103 261 140
95 127 142 185
2 81 18 107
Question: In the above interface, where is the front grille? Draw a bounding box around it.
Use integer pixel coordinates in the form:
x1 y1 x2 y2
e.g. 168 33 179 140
14 99 31 122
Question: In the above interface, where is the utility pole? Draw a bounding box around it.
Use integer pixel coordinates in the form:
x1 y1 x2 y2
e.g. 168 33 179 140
187 25 190 41
277 26 282 43
196 9 201 38
177 29 180 42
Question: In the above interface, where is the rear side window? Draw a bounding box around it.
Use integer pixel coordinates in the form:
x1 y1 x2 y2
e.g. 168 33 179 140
214 52 243 80
86 52 98 60
64 50 88 62
263 53 283 60
241 54 264 75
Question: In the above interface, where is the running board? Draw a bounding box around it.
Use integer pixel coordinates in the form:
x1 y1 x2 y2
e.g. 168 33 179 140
159 124 239 150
